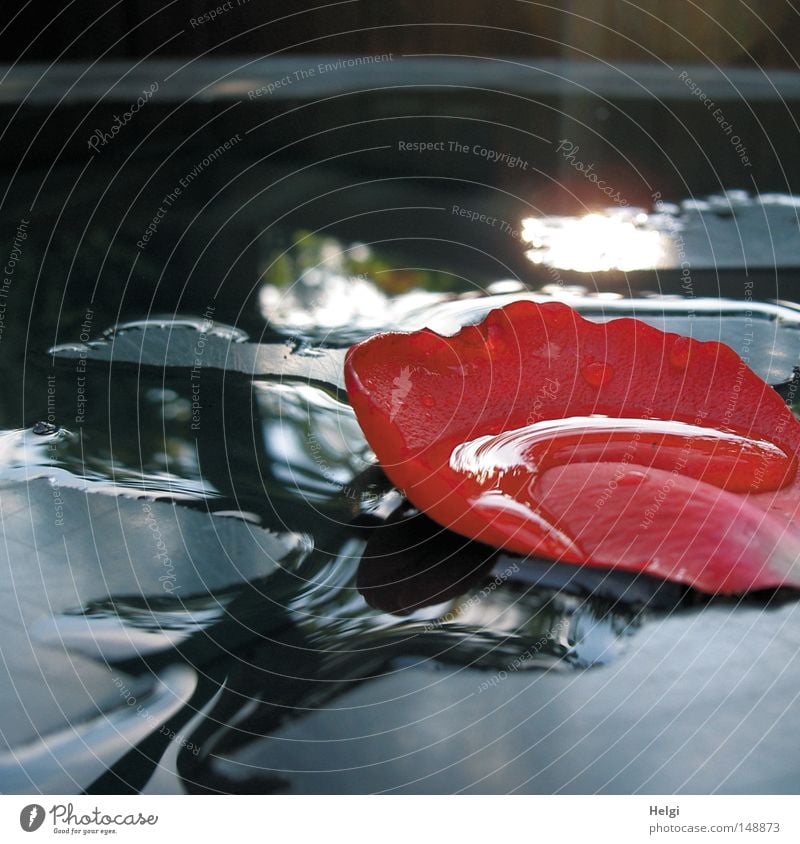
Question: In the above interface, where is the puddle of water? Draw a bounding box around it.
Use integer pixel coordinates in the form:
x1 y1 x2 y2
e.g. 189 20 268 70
3 200 798 794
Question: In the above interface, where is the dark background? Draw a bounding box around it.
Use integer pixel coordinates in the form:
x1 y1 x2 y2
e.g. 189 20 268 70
3 0 799 67
3 0 800 798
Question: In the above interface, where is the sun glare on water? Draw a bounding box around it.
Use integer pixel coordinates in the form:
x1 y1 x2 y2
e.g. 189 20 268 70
521 213 668 272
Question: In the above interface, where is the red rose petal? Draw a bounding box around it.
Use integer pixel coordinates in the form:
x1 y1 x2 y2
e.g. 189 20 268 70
345 301 800 593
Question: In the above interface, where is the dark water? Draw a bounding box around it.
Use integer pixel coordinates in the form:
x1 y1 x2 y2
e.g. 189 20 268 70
2 182 800 793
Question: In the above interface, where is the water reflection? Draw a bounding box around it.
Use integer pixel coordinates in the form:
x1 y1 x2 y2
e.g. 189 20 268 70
522 211 669 272
258 230 455 345
7 266 797 794
0 469 657 793
254 381 374 506
521 190 800 274
7 361 381 523
358 506 496 615
31 596 232 663
101 317 249 344
148 507 650 793
0 666 197 794
0 381 220 500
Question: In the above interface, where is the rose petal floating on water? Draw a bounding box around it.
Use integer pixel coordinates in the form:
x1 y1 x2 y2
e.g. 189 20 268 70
345 301 800 594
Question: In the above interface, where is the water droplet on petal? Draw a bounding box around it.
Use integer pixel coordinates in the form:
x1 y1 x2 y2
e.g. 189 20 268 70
581 361 614 387
422 395 435 408
618 470 648 486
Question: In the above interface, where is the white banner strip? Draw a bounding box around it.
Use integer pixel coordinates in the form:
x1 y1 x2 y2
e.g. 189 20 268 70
1 795 798 842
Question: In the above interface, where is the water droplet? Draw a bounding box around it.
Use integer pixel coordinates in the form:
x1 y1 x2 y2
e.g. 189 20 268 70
539 341 562 361
618 470 648 486
670 336 692 369
47 343 87 355
422 395 435 408
102 317 249 343
581 362 614 387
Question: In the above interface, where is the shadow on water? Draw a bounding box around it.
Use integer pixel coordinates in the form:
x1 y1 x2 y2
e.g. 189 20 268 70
83 508 659 794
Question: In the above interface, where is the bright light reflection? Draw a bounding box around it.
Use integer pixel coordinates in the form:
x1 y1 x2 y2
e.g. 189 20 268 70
521 213 667 272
